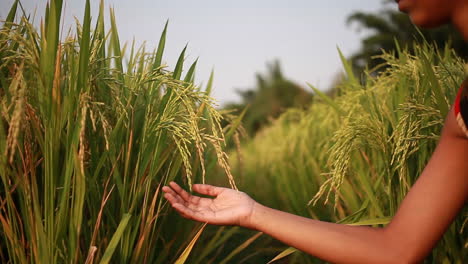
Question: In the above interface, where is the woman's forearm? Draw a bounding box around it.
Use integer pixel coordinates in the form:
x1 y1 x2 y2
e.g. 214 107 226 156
246 114 468 264
248 203 402 264
163 117 468 263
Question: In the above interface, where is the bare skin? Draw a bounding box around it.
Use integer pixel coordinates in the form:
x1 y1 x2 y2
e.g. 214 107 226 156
397 0 468 38
163 1 468 263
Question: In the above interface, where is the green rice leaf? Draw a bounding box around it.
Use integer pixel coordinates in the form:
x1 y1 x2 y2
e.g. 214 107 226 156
420 52 449 116
346 217 392 226
205 69 214 96
153 20 168 70
219 232 263 264
99 214 132 264
224 106 249 142
192 227 240 264
174 223 207 264
267 247 297 264
307 82 344 115
184 58 198 83
5 0 18 26
337 47 358 88
173 44 187 80
109 7 123 82
77 0 91 93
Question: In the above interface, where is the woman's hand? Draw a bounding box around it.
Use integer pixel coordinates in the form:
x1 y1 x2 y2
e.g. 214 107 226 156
162 182 256 228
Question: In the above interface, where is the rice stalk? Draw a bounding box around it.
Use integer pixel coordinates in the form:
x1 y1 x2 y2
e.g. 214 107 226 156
0 1 237 263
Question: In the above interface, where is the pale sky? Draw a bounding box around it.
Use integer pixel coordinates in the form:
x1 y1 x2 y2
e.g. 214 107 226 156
1 0 395 106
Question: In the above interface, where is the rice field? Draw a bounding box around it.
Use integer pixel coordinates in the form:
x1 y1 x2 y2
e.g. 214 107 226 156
230 46 468 262
1 0 467 263
0 0 240 263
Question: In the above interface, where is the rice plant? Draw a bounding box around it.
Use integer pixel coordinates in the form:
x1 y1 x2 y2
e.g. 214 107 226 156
0 0 239 263
231 45 467 263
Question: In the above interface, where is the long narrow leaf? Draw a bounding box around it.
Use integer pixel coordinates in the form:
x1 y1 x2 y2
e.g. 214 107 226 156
219 232 263 264
184 58 198 83
99 214 132 264
267 247 297 264
173 45 187 80
307 82 344 115
174 223 207 264
153 20 168 70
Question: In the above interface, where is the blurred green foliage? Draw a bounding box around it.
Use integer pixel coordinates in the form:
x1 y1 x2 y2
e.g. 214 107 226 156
347 6 468 78
230 44 467 263
223 61 312 136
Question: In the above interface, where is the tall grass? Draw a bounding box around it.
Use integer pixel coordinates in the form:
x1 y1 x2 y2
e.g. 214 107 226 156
231 45 467 263
0 1 239 263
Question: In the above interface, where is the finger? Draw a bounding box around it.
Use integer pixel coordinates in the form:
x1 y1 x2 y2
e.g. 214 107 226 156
164 193 185 207
164 193 180 207
162 186 186 204
165 197 191 219
169 182 192 202
162 186 178 197
165 183 209 207
193 184 226 197
162 186 174 195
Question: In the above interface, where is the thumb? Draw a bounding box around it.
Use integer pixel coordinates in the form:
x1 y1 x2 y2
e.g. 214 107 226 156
193 184 226 197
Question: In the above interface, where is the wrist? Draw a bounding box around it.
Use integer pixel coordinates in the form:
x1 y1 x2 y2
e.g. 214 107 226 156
243 201 266 230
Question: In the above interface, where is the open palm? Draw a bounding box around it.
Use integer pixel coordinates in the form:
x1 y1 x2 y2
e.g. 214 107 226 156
162 182 255 227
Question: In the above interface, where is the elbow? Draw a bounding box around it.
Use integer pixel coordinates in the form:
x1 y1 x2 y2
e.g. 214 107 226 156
375 248 424 264
394 250 427 264
380 228 427 264
381 253 424 264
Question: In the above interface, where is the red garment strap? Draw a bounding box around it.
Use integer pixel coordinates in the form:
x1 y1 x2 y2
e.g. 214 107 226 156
454 79 468 138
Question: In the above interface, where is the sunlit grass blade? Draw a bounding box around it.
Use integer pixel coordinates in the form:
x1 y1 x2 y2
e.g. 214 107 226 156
218 232 263 264
153 20 168 70
420 52 449 116
0 0 18 38
184 58 198 83
337 47 358 88
267 247 298 264
173 44 187 80
346 217 392 226
192 227 240 264
224 105 248 142
174 223 207 264
307 82 344 115
109 7 123 82
205 69 215 96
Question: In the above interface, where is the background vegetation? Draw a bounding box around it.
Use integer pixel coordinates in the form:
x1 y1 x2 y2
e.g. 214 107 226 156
230 45 467 263
223 61 312 136
347 2 468 79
